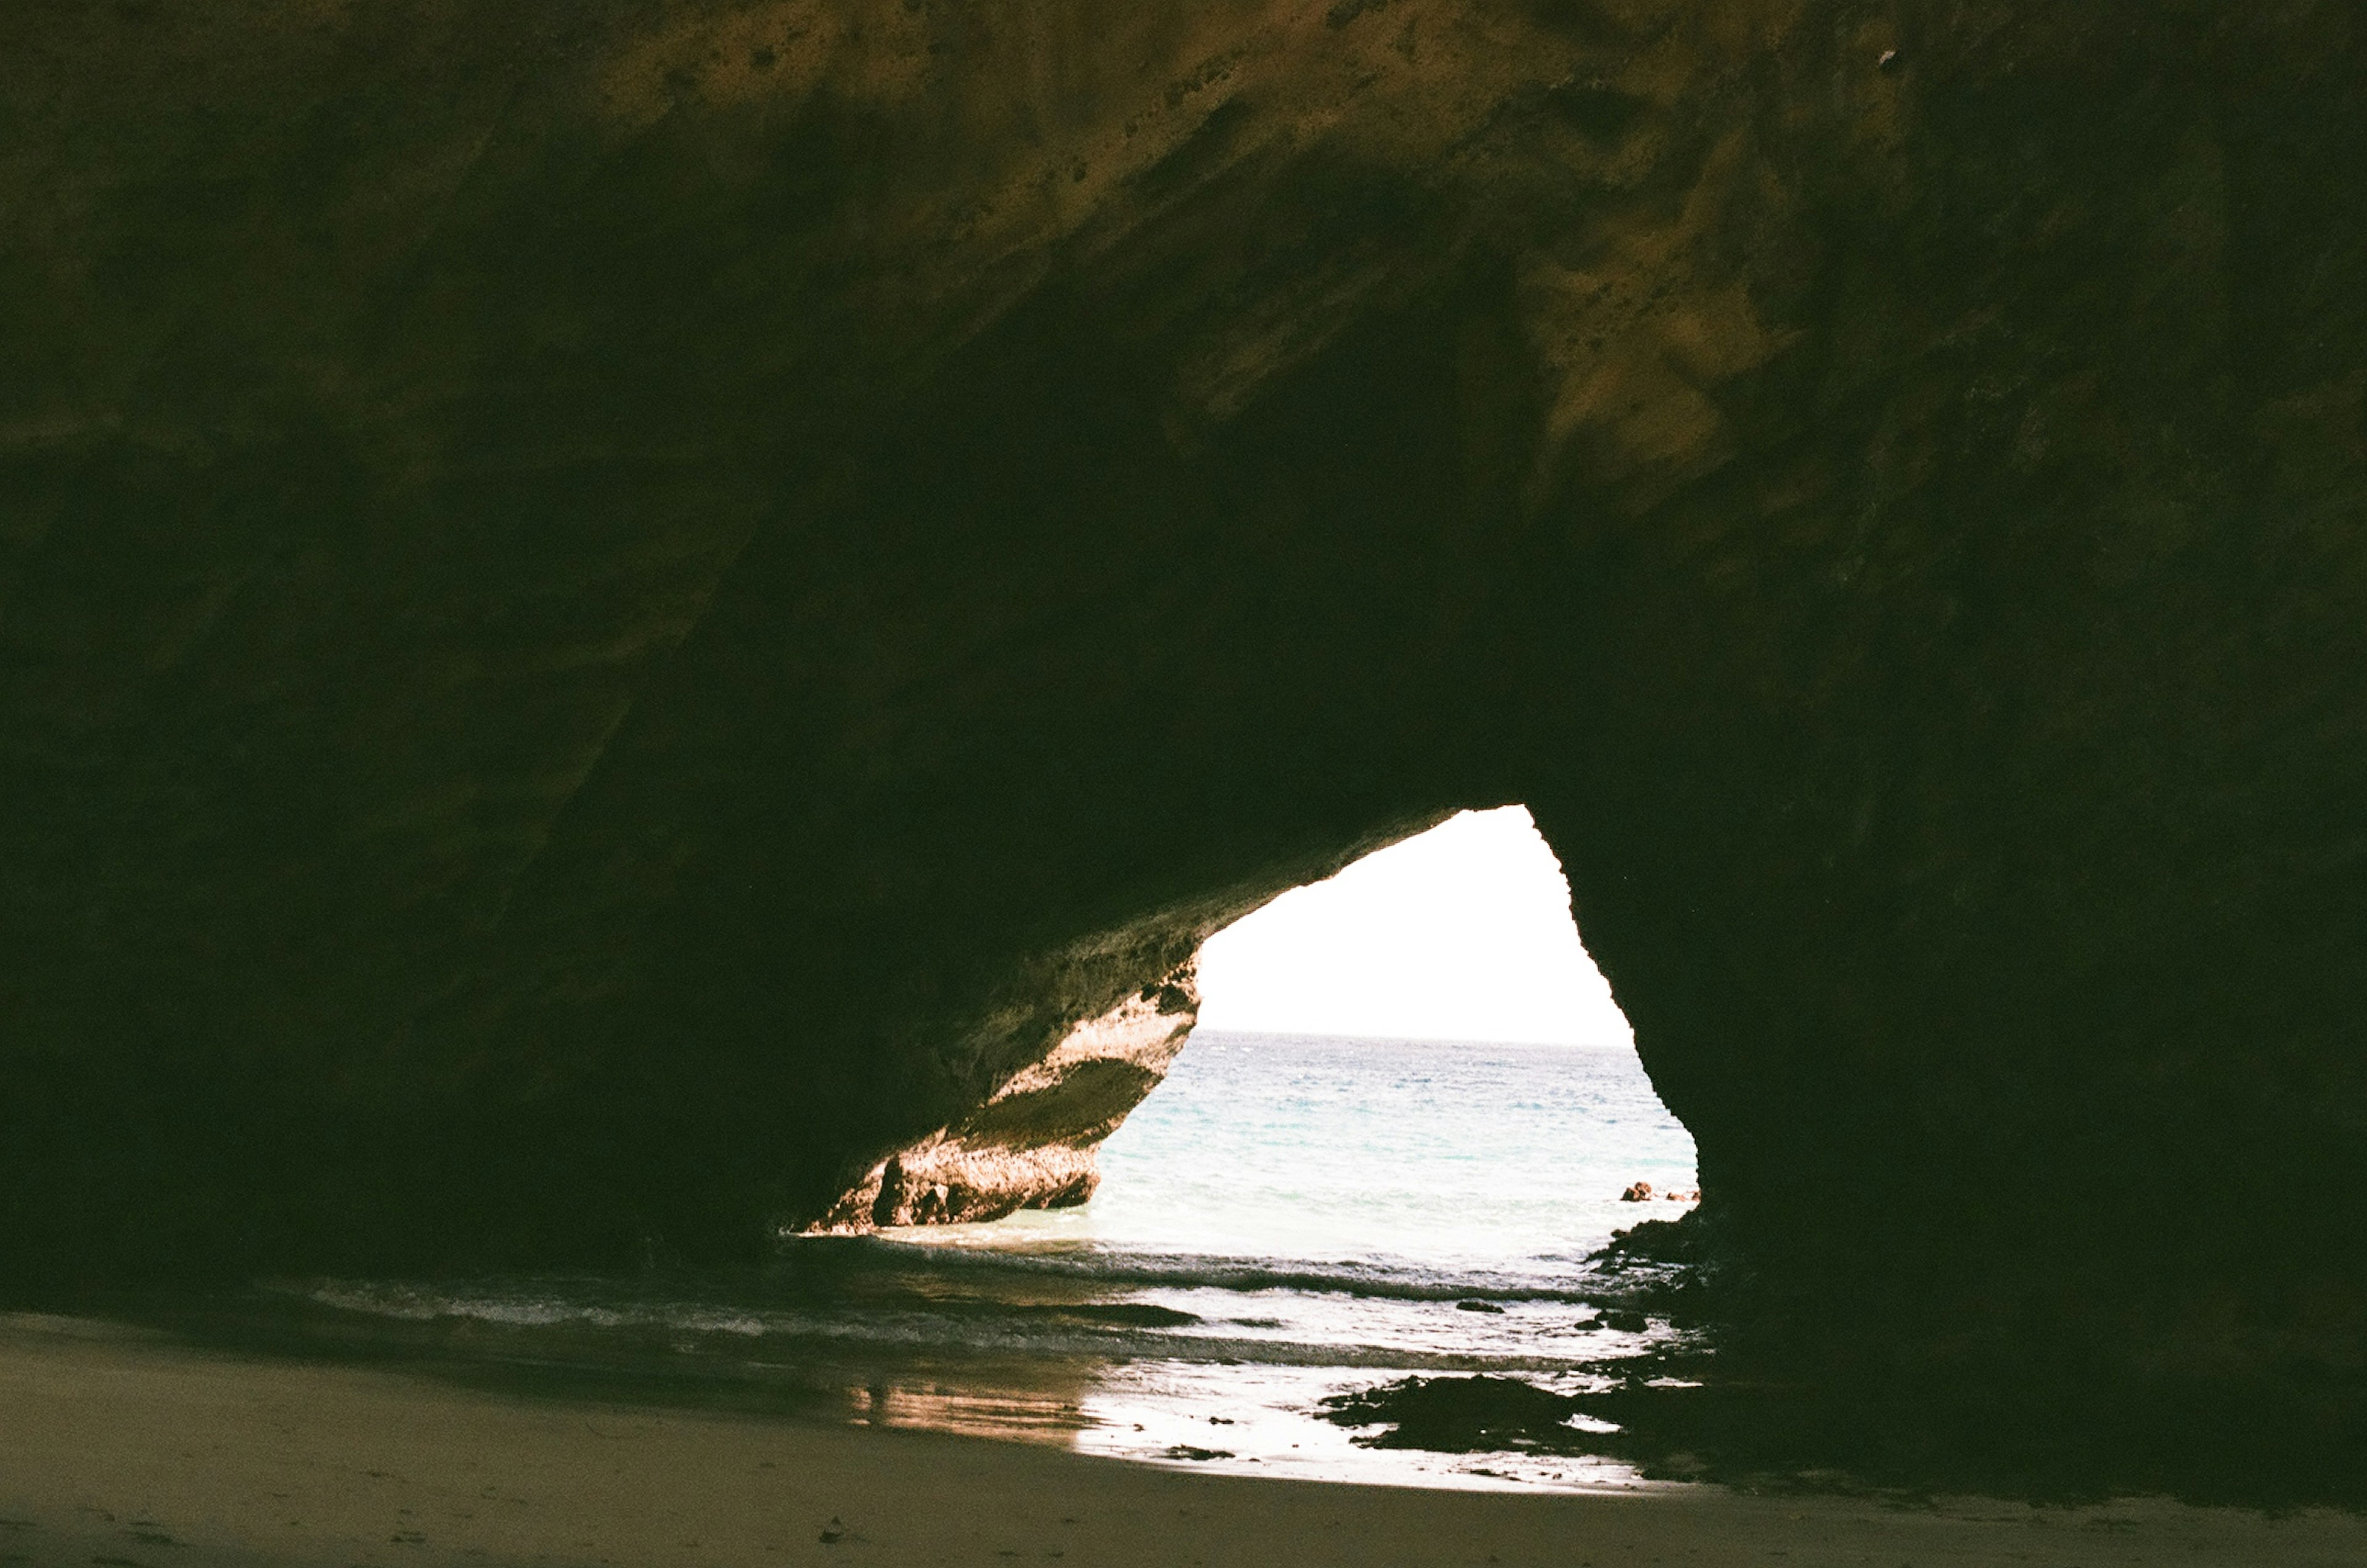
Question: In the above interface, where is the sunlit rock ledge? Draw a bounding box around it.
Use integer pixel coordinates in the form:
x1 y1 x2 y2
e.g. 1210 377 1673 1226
3 0 2365 1416
808 970 1199 1232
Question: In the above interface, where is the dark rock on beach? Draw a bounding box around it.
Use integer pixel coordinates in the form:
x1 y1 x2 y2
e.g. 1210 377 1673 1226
1161 1446 1235 1463
1321 1376 1588 1453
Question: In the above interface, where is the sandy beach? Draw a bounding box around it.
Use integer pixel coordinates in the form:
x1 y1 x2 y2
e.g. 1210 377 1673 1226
2 1313 2360 1568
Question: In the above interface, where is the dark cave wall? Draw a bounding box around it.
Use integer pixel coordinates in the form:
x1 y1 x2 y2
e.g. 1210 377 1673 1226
1513 10 2367 1367
4 0 2365 1380
3 0 1532 1262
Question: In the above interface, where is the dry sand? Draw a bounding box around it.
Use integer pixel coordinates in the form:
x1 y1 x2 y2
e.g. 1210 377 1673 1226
2 1312 2360 1568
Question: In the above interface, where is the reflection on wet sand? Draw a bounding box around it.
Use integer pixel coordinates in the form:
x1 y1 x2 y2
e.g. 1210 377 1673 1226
12 1223 2367 1513
850 1378 1092 1445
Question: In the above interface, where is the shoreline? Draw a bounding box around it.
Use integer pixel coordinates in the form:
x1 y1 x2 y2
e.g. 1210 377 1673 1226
5 1312 2365 1567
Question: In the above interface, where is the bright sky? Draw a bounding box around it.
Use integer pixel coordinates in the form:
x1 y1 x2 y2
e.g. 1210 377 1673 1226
1193 806 1634 1047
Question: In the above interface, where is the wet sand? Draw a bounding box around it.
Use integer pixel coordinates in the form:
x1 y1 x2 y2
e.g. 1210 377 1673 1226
2 1312 2360 1568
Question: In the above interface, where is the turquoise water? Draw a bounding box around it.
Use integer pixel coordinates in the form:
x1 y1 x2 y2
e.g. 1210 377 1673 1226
290 1030 1703 1491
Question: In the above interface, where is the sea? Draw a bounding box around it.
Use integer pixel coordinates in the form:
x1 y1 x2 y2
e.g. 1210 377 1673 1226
277 1031 1704 1492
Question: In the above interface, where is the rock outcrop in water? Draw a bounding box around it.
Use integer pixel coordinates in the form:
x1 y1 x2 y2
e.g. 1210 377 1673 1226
3 0 2364 1416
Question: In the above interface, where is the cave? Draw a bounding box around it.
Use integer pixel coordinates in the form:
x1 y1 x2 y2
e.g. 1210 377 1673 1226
5 0 2365 1457
813 805 1686 1247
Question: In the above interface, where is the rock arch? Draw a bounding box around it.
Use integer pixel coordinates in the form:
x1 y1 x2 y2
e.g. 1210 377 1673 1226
3 1 2363 1402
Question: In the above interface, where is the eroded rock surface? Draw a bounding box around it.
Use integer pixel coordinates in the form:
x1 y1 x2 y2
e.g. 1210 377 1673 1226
3 1 2363 1408
811 970 1198 1231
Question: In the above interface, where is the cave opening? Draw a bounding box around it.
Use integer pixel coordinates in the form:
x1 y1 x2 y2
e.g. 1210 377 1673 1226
954 806 1701 1264
889 810 1704 1279
829 808 1707 1487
